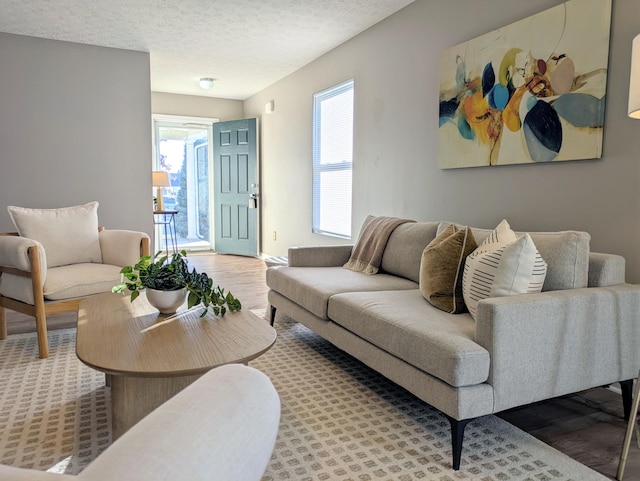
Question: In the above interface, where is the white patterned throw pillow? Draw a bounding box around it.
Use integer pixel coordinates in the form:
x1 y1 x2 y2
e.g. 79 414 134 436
462 220 547 320
472 218 517 255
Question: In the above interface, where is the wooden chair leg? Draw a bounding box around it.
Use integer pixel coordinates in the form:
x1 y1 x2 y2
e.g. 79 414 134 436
0 304 6 339
34 308 49 359
28 246 48 359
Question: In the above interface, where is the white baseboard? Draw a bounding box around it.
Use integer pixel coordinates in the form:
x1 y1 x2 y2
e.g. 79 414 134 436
608 384 622 395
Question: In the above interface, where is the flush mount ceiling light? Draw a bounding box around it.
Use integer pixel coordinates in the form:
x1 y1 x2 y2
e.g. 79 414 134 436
199 78 215 90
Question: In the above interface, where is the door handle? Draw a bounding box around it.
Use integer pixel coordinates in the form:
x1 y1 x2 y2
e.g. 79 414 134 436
249 193 258 209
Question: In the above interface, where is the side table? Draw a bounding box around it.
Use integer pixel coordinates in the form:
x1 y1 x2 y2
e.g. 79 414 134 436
153 210 178 255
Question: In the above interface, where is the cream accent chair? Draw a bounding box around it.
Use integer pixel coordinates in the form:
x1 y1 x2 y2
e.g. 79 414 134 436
0 364 281 481
0 202 150 358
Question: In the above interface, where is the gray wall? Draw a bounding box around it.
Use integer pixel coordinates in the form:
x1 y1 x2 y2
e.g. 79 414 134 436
152 92 244 120
0 33 153 237
245 0 640 282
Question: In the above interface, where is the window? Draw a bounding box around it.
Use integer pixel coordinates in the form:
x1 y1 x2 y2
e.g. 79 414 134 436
312 80 354 238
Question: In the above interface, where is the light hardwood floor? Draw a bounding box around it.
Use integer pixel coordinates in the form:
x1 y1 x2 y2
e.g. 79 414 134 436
4 252 638 480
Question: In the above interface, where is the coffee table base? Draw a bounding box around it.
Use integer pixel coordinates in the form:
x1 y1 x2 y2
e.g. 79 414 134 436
111 374 202 440
77 294 277 440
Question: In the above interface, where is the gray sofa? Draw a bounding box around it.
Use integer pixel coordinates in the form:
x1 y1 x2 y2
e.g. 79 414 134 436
266 220 640 470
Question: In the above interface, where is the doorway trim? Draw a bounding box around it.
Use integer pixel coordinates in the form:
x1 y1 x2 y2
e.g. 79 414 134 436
151 114 220 253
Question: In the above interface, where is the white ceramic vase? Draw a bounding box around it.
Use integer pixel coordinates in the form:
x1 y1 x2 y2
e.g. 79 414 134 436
146 287 187 314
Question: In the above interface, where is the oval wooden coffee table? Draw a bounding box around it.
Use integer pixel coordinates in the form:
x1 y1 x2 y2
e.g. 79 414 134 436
77 292 277 439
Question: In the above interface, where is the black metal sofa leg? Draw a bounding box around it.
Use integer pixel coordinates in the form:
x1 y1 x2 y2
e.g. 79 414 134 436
445 415 473 470
621 379 634 421
269 305 277 326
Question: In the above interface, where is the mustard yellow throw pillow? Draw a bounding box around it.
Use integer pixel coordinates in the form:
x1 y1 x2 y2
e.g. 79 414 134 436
419 224 477 313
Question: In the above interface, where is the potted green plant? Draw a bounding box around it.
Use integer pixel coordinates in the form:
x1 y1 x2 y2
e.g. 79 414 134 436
112 250 241 316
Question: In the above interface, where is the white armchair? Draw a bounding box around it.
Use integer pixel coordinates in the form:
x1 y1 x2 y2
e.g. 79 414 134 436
0 202 150 358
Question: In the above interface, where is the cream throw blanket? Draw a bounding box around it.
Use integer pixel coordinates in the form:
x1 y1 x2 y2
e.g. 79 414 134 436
343 216 414 275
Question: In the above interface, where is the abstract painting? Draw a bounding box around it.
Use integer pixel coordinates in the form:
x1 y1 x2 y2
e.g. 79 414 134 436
437 0 611 169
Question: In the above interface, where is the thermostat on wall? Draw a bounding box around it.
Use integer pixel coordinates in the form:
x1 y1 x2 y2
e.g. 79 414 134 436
265 100 275 114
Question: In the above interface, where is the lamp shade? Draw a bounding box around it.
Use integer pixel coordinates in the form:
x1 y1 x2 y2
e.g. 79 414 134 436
152 171 170 187
629 34 640 119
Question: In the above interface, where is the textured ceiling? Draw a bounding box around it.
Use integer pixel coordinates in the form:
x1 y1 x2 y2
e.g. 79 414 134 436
0 0 414 100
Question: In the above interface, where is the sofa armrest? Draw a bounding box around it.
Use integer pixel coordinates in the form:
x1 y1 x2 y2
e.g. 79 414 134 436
588 252 625 287
79 364 280 481
475 284 640 413
288 245 354 267
99 230 150 267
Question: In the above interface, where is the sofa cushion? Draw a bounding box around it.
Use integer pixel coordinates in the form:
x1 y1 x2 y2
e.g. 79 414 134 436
419 224 477 313
7 202 102 268
526 231 590 290
438 221 589 291
380 221 440 282
463 233 547 320
44 263 123 300
266 266 417 319
327 289 490 387
0 263 120 306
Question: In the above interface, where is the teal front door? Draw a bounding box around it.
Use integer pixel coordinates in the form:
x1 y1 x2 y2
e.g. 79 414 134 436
213 119 259 257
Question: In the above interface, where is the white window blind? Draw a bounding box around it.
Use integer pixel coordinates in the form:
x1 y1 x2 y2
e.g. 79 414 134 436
312 80 354 238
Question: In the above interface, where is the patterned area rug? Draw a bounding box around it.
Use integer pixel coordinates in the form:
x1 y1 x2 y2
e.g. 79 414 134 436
255 317 607 481
0 329 110 474
0 313 608 480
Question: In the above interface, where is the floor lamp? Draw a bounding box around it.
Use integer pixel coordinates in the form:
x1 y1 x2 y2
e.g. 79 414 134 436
617 32 640 481
152 171 170 212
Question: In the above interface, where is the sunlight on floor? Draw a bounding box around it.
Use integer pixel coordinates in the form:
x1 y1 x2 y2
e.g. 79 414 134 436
46 456 71 473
